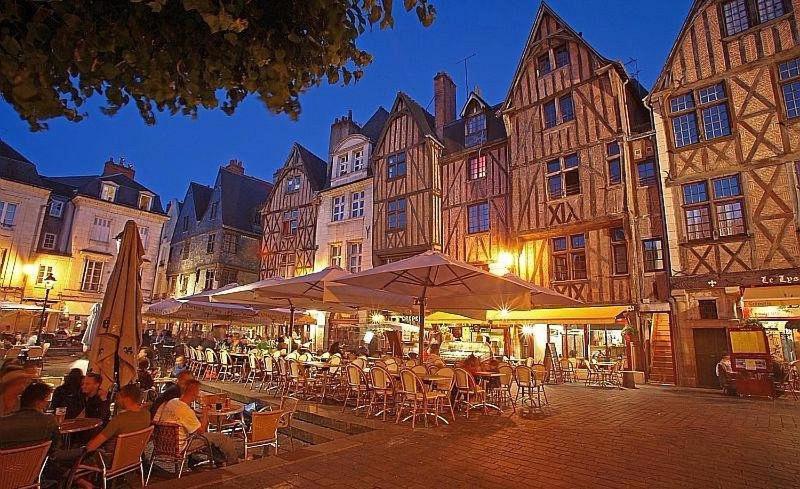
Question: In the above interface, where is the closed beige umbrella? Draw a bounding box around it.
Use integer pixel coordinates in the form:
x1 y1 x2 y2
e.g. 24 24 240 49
88 220 144 390
332 251 534 358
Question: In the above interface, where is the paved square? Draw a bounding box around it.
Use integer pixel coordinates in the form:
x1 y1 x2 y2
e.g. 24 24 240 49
152 383 800 489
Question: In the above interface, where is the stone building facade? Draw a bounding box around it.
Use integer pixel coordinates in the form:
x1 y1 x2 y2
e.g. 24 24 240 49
166 160 271 297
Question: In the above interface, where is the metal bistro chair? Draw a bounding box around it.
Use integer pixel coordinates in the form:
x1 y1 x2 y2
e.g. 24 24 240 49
515 365 547 409
368 365 397 421
277 396 300 451
0 440 51 489
395 368 444 428
560 358 577 383
454 368 487 419
146 422 212 484
203 348 219 380
432 366 456 421
316 354 342 404
584 360 601 387
411 364 428 377
260 355 278 394
243 409 284 459
217 350 235 382
68 426 153 488
342 364 371 414
497 364 517 413
244 353 261 389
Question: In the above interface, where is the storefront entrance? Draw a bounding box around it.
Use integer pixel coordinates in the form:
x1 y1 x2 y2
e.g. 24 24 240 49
693 328 728 388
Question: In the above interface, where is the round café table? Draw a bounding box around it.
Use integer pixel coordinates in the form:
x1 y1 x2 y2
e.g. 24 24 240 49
195 404 245 433
59 417 102 448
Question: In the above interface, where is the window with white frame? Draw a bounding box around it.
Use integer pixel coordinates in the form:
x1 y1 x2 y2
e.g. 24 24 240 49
353 149 364 171
49 200 64 218
100 183 117 202
282 209 299 235
468 155 487 180
277 252 296 278
36 265 54 285
0 201 18 226
139 227 149 248
682 174 746 240
546 153 581 199
387 198 406 230
642 238 665 272
543 94 575 128
670 83 732 148
138 193 153 211
465 113 487 148
551 234 587 281
387 152 406 179
347 242 363 273
722 0 789 36
337 153 349 176
81 259 104 292
42 233 57 250
286 176 301 193
330 244 342 267
351 191 365 218
332 195 346 222
204 269 216 290
91 217 112 242
779 57 800 119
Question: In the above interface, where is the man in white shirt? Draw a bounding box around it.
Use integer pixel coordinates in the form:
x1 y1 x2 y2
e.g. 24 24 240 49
154 379 238 465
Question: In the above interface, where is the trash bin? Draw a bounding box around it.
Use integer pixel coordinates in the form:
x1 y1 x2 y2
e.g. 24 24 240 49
621 370 637 389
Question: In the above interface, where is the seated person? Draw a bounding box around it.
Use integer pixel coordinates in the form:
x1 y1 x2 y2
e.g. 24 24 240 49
79 373 111 424
137 359 155 391
0 369 32 416
170 356 188 378
85 384 151 453
716 354 736 395
51 368 85 419
0 382 59 449
150 370 193 417
425 344 445 368
153 379 238 466
461 354 482 377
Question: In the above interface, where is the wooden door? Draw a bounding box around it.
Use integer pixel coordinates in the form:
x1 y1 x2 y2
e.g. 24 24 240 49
692 328 728 388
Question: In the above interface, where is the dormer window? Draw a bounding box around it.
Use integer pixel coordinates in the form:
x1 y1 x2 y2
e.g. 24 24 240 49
352 149 364 171
138 192 153 211
338 154 349 176
49 200 64 218
101 183 117 202
286 176 301 193
465 113 487 148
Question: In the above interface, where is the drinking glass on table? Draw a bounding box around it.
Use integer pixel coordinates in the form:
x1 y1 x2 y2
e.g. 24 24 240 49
55 407 66 424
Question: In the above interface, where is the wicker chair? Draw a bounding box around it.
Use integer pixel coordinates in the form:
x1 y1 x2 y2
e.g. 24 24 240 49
146 422 212 484
287 359 313 398
277 396 299 451
315 355 342 404
497 364 517 413
515 365 547 408
68 426 153 488
0 440 51 489
351 357 367 369
560 358 577 383
395 369 444 428
259 355 277 393
342 364 371 414
411 365 428 376
243 409 283 459
584 360 601 386
368 366 396 421
244 353 261 389
432 367 456 421
404 359 417 368
203 349 219 380
454 368 487 419
217 350 235 382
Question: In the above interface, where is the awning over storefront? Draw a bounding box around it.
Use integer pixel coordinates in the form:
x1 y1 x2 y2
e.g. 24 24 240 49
426 311 488 324
487 305 632 325
0 302 58 313
743 285 800 307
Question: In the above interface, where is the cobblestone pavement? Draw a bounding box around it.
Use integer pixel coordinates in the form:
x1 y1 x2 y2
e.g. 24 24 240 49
149 383 800 489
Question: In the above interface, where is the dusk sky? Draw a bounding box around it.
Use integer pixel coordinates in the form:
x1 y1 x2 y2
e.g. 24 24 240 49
0 0 691 203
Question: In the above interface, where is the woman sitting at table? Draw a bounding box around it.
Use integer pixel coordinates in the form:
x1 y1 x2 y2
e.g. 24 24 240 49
461 354 482 377
137 358 154 391
51 368 85 419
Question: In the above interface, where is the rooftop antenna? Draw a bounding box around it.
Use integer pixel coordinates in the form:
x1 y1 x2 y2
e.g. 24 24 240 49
624 57 641 81
455 53 477 94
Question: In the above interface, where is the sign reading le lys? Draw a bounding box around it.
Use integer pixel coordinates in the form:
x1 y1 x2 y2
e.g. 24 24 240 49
761 274 800 285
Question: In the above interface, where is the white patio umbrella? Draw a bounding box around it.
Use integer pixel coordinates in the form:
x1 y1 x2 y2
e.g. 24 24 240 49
331 251 534 358
144 298 258 322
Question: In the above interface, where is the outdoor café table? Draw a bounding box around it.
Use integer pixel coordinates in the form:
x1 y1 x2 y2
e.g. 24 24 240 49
195 403 245 433
59 418 102 448
591 362 617 388
473 372 504 413
303 361 329 369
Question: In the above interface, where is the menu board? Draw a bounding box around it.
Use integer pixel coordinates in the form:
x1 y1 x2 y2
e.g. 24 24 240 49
729 330 768 354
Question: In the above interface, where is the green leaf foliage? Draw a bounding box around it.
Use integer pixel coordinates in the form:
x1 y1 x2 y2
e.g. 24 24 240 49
0 0 436 130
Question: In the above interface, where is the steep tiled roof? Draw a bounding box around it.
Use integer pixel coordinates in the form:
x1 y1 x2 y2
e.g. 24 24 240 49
360 107 390 143
218 168 272 233
398 92 439 141
188 182 213 220
47 172 165 214
0 140 45 187
294 143 328 191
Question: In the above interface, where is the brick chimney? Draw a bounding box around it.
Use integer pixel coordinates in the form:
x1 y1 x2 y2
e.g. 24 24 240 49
223 159 245 175
434 72 456 139
102 157 135 180
328 110 360 156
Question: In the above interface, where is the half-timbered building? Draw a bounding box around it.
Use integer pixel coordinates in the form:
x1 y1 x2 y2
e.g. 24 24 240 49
501 4 673 380
440 80 513 267
261 144 327 278
371 92 444 264
649 0 800 387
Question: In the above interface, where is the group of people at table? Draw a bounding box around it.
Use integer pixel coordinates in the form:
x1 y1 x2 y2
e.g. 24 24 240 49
0 356 244 487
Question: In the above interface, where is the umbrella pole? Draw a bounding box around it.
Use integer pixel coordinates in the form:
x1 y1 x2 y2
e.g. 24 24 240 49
289 305 295 353
418 299 425 365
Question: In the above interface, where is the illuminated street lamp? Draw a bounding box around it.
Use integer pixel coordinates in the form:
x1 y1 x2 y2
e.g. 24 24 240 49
36 272 56 345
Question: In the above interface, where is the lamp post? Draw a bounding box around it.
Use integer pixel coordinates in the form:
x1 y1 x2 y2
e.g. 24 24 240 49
36 272 56 345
